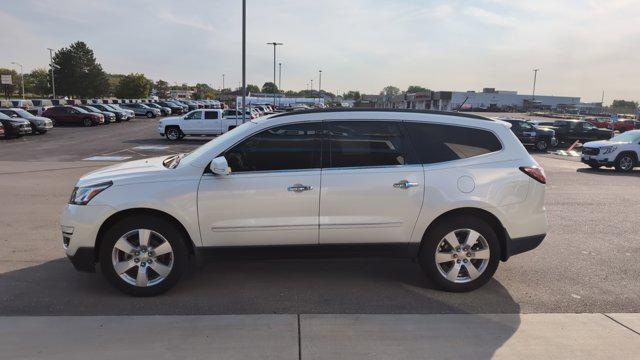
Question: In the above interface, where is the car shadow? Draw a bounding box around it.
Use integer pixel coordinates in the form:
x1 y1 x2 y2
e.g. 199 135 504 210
577 167 640 177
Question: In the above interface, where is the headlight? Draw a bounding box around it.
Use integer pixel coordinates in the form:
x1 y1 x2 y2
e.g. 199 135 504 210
69 181 112 205
601 146 617 155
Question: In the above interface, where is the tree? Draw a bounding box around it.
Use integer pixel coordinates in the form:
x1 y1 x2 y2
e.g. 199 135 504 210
261 82 278 94
155 80 170 98
0 68 19 97
52 41 110 98
114 73 152 98
246 84 260 94
192 83 217 100
407 85 430 93
343 90 361 100
382 86 400 97
610 100 639 114
25 68 50 97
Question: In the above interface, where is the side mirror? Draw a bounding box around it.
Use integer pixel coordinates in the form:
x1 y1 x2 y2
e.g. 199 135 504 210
210 156 230 175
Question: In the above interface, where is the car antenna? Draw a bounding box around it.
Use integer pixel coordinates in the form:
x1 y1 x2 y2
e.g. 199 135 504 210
455 96 469 112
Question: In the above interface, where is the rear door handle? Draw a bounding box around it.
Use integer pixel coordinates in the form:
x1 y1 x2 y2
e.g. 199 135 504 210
287 184 313 192
393 180 419 189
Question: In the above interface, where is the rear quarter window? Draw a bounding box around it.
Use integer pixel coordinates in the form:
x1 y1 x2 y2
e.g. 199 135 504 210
405 122 502 164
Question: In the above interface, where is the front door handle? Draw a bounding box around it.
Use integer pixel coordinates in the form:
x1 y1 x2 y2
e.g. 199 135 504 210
393 180 419 189
287 184 313 192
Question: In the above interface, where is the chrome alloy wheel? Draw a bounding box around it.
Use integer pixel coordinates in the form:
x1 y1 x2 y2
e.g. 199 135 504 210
435 229 490 283
111 229 174 287
619 156 634 171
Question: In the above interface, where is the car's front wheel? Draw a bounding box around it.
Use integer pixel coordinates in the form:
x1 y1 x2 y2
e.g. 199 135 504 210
99 215 189 296
615 153 636 172
535 139 549 152
165 127 182 141
419 216 500 292
83 118 93 127
146 112 155 118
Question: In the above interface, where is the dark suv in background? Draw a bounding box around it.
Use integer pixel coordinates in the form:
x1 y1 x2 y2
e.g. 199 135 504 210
499 117 558 151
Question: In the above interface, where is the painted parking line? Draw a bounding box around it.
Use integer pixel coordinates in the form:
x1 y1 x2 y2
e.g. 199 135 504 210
83 156 132 161
132 145 169 151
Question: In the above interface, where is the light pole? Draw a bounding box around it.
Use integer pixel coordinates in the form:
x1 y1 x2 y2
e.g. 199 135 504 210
222 74 225 90
11 62 24 99
47 48 56 99
318 70 322 105
278 62 282 90
266 42 283 106
241 0 246 123
532 68 539 100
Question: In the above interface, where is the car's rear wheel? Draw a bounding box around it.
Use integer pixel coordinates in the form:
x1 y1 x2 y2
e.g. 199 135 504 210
165 127 182 141
419 216 500 292
615 153 635 172
146 112 154 118
99 215 189 296
535 139 549 152
83 118 92 127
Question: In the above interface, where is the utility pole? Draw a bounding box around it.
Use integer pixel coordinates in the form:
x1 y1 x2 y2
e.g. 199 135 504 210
47 48 56 99
532 68 539 100
318 70 322 105
601 90 605 105
222 74 225 90
241 0 246 123
266 42 283 106
278 62 282 90
11 62 24 99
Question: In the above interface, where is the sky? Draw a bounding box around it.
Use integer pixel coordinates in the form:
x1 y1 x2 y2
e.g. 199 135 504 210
1 0 639 103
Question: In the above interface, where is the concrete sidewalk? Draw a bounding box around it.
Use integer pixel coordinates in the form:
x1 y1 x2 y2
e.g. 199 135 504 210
1 314 638 360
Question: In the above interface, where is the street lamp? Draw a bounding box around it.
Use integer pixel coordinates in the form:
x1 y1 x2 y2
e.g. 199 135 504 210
11 62 24 99
241 0 246 123
278 62 282 90
47 48 56 99
266 42 283 106
532 68 539 100
318 70 322 105
222 74 225 90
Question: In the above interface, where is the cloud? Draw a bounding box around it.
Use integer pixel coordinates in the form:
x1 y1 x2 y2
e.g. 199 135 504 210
463 6 515 27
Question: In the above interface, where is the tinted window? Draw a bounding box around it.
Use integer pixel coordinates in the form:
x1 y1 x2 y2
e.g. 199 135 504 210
324 121 412 168
225 122 321 172
204 111 218 120
185 111 202 120
405 122 502 164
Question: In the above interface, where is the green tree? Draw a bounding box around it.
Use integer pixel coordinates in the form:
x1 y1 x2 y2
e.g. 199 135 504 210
261 82 278 94
192 83 217 100
382 86 400 97
114 73 152 98
0 68 19 97
52 41 110 98
246 84 260 93
610 100 639 114
343 90 361 100
407 85 430 93
25 68 50 97
155 80 170 98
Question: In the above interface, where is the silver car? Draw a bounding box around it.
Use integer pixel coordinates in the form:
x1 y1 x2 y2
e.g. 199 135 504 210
0 108 54 134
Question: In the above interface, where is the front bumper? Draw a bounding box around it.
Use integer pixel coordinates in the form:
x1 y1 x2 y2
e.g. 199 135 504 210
581 155 614 167
61 204 115 271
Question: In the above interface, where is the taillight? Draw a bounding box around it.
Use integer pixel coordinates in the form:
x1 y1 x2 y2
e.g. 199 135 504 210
520 166 546 184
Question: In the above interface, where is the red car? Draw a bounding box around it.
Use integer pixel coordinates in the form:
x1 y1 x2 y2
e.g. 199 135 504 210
42 106 104 127
608 120 640 132
584 117 611 129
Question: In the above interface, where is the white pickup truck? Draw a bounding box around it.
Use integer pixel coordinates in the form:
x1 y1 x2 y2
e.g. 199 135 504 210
158 109 244 140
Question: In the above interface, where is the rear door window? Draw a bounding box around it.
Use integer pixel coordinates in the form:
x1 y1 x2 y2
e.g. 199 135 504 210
204 111 218 120
405 122 502 164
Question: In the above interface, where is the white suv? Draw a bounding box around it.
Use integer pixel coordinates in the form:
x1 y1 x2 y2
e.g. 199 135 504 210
581 130 640 172
61 109 548 296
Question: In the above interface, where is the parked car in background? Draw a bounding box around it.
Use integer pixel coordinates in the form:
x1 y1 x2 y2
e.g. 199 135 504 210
585 117 611 129
62 109 547 296
109 104 136 119
42 106 105 126
538 120 612 144
0 108 54 134
498 117 557 151
609 120 640 133
156 101 184 115
119 103 161 118
10 99 35 112
0 112 32 138
90 104 130 122
145 103 172 116
0 123 4 138
31 99 54 116
175 99 198 111
581 130 640 172
158 109 232 140
79 105 116 124
223 109 256 121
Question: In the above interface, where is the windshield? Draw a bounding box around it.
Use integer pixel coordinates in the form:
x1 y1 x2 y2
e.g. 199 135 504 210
73 107 89 113
85 106 99 112
180 121 256 165
611 131 640 143
14 109 33 117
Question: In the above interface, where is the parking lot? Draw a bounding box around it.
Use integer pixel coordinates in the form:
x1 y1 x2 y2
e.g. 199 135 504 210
0 114 638 316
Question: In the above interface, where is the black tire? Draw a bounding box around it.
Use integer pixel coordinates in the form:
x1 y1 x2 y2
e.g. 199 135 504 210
165 127 182 141
99 215 189 297
146 112 155 118
418 216 500 292
535 139 549 152
83 118 93 127
614 153 636 172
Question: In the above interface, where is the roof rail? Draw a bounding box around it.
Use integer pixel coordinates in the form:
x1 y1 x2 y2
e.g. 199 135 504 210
269 108 495 121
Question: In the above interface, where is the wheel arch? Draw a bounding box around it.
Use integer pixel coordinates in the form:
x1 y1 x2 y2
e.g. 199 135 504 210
94 208 196 263
615 150 638 163
417 207 509 261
